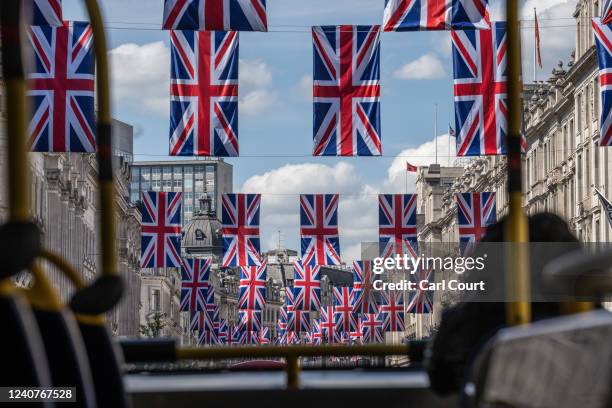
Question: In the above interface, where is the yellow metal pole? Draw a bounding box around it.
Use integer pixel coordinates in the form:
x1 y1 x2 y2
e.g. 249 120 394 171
82 0 117 279
505 0 531 326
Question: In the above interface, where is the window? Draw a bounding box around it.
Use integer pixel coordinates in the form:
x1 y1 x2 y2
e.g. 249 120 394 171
173 166 182 179
173 179 182 188
131 167 140 181
152 167 161 179
151 289 161 311
163 167 172 179
577 153 583 199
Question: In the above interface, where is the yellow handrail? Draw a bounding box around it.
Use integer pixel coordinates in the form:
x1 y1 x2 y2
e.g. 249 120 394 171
504 0 531 326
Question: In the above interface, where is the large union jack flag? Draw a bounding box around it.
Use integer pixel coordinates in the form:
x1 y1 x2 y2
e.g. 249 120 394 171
452 22 507 156
162 0 267 31
333 287 358 333
292 261 322 311
407 265 434 314
361 313 384 343
140 191 182 268
383 0 490 32
27 22 96 153
379 194 418 259
352 260 378 314
380 291 405 332
238 260 267 310
300 194 341 266
312 25 382 157
592 18 612 146
456 192 496 254
221 194 261 267
603 1 612 25
180 257 211 312
170 30 239 157
32 0 62 26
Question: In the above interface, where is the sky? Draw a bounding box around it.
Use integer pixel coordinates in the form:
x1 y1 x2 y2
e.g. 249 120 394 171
63 0 579 261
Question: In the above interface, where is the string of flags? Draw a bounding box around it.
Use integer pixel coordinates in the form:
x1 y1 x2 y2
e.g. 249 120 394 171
25 0 612 156
140 190 497 345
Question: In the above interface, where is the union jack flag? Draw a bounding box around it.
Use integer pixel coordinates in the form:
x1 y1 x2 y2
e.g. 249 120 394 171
311 319 323 345
452 22 507 156
300 194 341 266
320 306 337 343
350 318 363 343
180 257 211 312
170 30 239 157
32 0 62 26
259 327 270 345
227 325 244 345
383 0 490 31
456 192 496 254
27 22 95 153
162 0 268 31
407 266 434 314
237 309 262 333
238 260 267 310
603 1 612 25
190 308 217 340
221 194 261 267
361 313 384 343
379 194 418 259
284 286 295 312
352 260 378 314
293 261 321 311
218 319 228 344
333 287 358 333
288 310 311 333
312 26 382 157
140 192 182 268
592 18 612 146
380 291 405 332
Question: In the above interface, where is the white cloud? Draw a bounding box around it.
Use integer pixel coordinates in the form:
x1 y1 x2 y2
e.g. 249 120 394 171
109 41 170 115
393 54 446 80
239 59 277 116
240 134 457 263
291 74 312 102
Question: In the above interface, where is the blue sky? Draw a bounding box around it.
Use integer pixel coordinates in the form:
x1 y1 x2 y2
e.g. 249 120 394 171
63 0 578 258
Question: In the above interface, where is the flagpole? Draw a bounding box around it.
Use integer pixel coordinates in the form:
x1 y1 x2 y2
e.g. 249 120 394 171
434 103 438 164
534 8 537 83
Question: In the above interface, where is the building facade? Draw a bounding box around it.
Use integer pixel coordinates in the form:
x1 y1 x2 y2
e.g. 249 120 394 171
411 0 612 340
129 159 233 224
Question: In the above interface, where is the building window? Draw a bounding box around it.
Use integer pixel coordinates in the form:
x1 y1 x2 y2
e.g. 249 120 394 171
152 167 161 179
163 167 172 180
151 289 161 311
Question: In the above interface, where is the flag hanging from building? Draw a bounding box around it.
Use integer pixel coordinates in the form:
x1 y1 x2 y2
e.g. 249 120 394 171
32 0 63 26
218 319 228 344
221 193 261 267
169 30 239 156
238 260 267 310
162 0 268 31
379 194 418 259
311 319 323 345
27 22 96 153
595 189 612 228
380 291 405 332
333 287 358 333
312 25 382 157
383 0 490 32
603 0 612 25
320 305 336 343
452 22 508 156
456 192 496 255
592 18 612 146
300 194 341 266
292 261 322 311
534 9 543 69
140 191 183 268
352 260 378 314
361 313 384 343
406 162 418 172
180 257 211 312
259 327 270 345
407 265 434 314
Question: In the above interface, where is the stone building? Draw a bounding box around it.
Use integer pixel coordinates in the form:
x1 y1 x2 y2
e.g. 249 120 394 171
409 0 612 341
